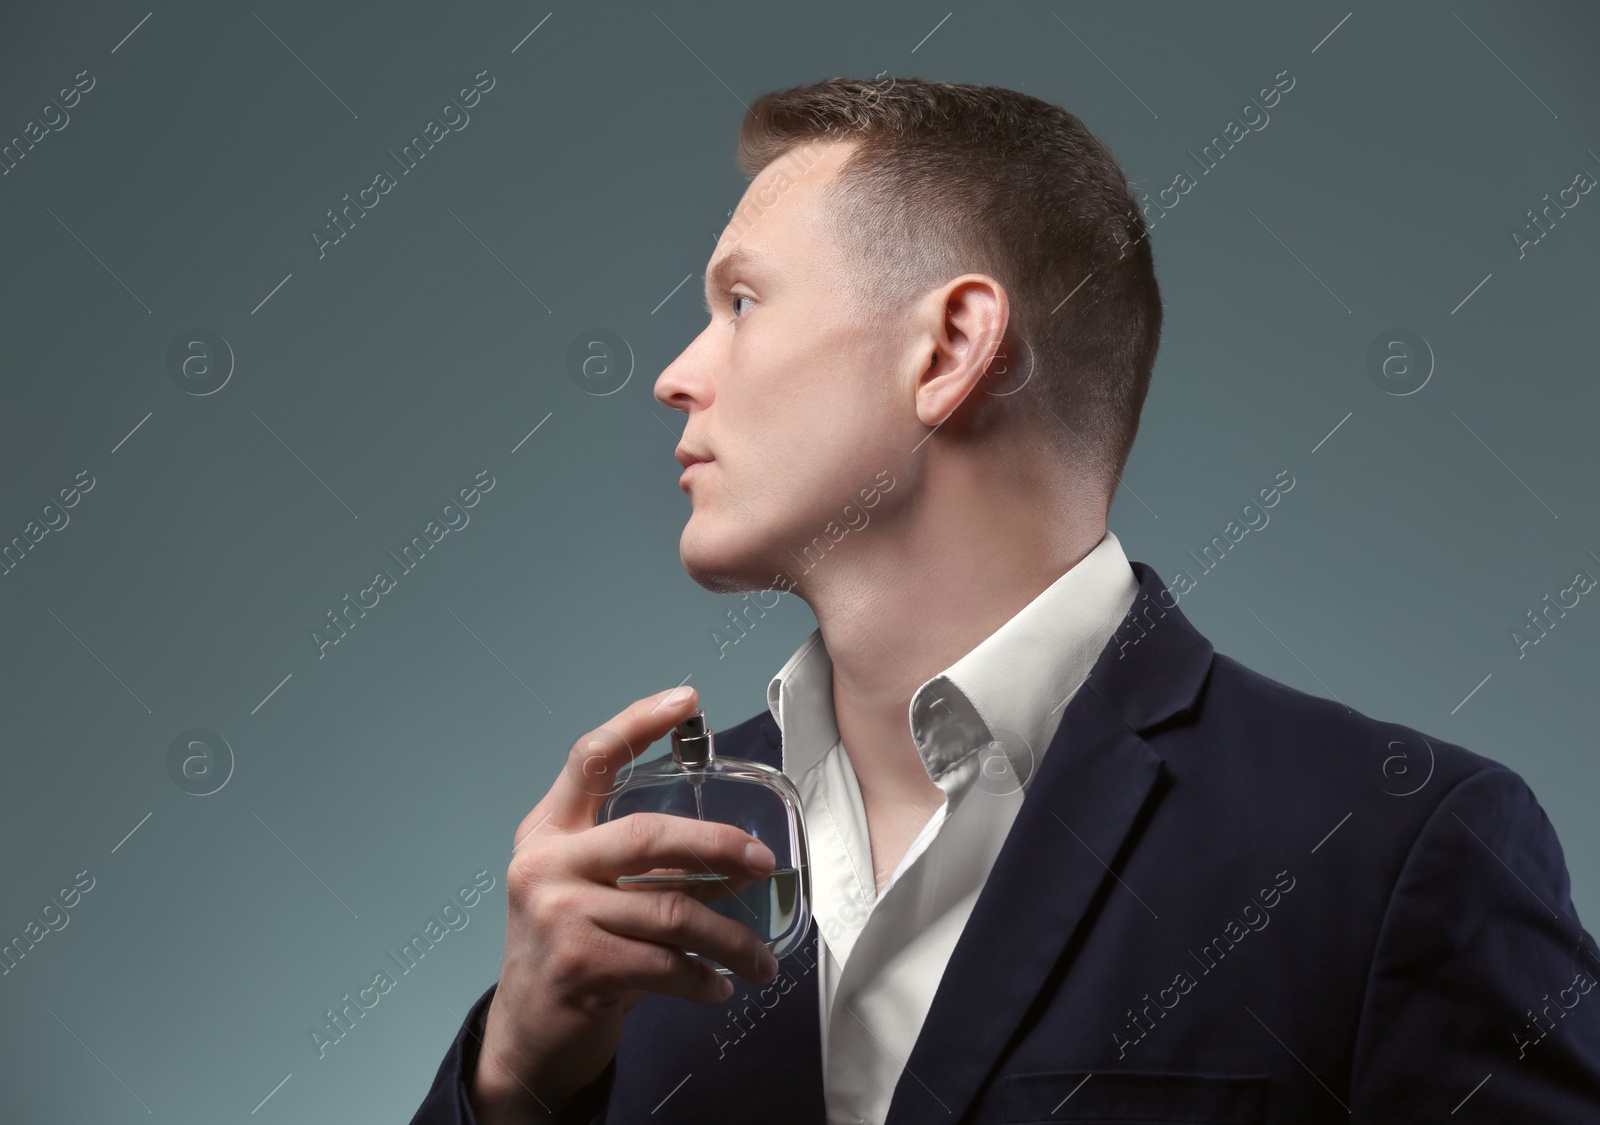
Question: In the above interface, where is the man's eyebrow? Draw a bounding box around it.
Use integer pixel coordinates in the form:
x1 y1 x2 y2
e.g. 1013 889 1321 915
701 247 767 313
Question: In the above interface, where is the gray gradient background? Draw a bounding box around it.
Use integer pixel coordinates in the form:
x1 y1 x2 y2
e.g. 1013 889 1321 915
1 1 1596 1120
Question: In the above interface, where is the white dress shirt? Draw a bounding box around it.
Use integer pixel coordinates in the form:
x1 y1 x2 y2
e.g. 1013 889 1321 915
764 529 1140 1125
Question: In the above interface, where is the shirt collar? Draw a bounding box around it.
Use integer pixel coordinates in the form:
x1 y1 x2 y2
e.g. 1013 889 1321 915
766 529 1140 789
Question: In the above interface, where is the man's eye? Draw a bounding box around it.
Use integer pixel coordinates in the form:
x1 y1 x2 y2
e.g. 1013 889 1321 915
728 294 754 320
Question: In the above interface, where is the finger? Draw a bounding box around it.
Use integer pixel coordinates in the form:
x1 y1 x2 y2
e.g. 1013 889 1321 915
575 811 777 885
587 930 738 1006
592 886 779 987
533 685 700 838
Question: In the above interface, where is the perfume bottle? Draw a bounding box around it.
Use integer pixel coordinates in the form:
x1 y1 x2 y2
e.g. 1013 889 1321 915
596 708 811 973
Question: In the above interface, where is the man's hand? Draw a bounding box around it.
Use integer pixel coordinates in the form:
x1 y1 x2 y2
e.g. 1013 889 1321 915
468 686 781 1124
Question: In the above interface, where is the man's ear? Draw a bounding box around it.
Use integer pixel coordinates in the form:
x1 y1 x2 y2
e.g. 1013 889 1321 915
913 274 1009 429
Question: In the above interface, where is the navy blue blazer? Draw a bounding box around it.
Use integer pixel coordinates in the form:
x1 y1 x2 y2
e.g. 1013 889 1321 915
411 561 1600 1123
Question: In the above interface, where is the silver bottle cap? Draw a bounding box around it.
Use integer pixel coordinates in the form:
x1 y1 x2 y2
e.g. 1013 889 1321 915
671 709 714 768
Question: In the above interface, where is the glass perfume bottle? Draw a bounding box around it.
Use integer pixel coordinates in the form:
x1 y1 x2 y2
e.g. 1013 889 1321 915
596 708 811 973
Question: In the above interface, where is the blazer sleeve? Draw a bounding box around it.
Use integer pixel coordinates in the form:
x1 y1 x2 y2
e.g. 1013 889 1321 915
407 981 618 1125
1348 765 1600 1121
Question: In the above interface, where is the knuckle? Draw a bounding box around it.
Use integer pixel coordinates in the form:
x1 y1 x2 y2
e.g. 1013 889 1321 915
652 890 693 936
528 882 575 930
624 813 658 852
566 731 609 784
507 842 555 902
643 941 681 981
546 938 588 983
506 854 538 905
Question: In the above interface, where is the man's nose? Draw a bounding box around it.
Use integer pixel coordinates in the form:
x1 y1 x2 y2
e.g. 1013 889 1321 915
654 333 714 410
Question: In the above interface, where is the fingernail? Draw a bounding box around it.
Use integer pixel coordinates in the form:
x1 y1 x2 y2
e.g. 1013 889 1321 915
760 949 779 980
745 841 775 873
663 685 693 706
716 976 735 1000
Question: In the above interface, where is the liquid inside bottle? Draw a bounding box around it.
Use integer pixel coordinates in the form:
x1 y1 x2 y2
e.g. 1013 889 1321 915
599 708 812 972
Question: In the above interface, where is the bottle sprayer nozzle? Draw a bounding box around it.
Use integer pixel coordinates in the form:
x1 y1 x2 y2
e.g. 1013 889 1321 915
672 708 713 768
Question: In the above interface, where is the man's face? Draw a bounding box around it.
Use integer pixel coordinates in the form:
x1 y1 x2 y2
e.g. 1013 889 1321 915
654 140 922 595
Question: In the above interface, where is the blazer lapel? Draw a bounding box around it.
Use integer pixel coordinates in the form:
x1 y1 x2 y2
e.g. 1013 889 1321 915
882 562 1213 1125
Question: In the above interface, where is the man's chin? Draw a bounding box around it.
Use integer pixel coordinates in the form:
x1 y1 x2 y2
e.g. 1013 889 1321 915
678 529 774 596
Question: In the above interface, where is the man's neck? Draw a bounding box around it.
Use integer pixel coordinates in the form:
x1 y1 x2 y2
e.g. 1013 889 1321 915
798 451 1108 876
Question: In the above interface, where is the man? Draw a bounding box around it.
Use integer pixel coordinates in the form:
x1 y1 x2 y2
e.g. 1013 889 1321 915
411 77 1600 1124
